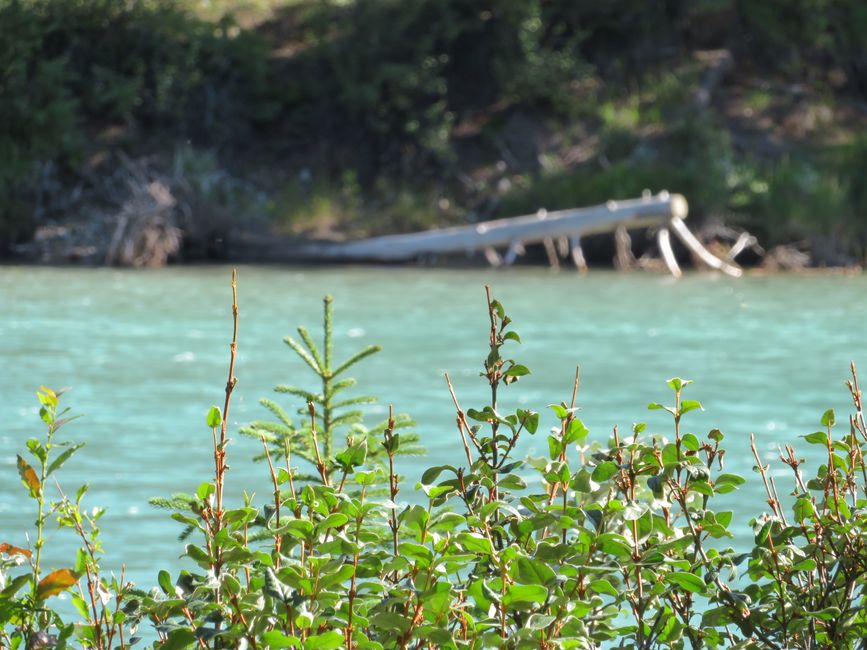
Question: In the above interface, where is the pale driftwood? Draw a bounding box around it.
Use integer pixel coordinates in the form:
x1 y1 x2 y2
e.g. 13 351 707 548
542 237 560 271
569 236 588 274
301 193 689 262
657 227 682 278
614 225 636 271
503 240 526 266
484 247 503 267
669 216 742 277
726 231 763 261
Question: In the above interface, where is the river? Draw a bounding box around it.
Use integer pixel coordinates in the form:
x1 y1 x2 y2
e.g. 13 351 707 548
2 265 865 591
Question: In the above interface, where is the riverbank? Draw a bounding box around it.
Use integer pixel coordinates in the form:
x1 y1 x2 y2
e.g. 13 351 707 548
3 1 866 268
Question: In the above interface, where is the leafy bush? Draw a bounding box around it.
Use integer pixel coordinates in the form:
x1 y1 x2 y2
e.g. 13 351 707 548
285 0 587 175
6 279 867 648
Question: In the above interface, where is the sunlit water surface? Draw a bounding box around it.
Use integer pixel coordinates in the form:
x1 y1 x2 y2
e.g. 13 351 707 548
2 265 865 592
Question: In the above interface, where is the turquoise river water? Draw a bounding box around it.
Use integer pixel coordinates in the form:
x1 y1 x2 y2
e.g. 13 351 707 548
2 265 865 591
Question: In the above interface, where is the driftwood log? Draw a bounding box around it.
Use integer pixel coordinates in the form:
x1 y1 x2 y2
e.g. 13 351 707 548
299 192 742 277
303 193 687 261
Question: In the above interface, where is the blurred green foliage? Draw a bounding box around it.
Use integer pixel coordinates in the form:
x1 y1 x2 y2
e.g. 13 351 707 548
2 0 867 260
0 0 270 248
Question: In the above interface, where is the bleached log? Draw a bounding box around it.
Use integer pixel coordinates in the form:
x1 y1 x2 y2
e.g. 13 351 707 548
614 225 635 270
657 227 682 278
483 247 503 267
726 231 763 261
300 193 689 262
543 237 560 271
503 240 526 266
669 216 742 277
569 236 588 274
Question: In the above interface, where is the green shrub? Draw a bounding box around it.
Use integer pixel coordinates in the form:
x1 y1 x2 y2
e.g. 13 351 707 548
7 293 867 646
736 0 867 92
285 0 587 176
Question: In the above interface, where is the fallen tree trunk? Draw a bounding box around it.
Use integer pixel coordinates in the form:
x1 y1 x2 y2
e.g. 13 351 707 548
300 193 688 262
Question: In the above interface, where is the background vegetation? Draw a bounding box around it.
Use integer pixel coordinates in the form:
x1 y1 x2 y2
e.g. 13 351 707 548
2 0 867 263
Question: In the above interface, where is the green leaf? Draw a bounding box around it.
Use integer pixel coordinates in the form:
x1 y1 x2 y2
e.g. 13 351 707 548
421 465 456 484
514 557 556 586
571 469 599 493
354 470 380 486
525 614 556 630
458 532 492 556
792 558 817 572
623 501 648 521
666 571 705 594
793 496 815 521
589 579 619 597
158 570 173 595
304 630 345 649
206 406 222 428
185 544 212 567
681 433 700 451
196 482 215 501
499 474 527 490
565 418 589 443
503 584 548 607
159 628 196 650
715 473 746 488
71 593 90 620
318 513 349 531
597 533 632 557
281 520 315 540
548 404 570 419
47 443 85 476
261 631 301 648
680 400 703 415
806 607 841 621
661 443 679 465
803 431 828 445
667 377 692 391
503 331 521 343
820 409 836 427
335 440 367 469
264 567 289 601
1 574 29 598
548 435 563 459
689 481 714 497
592 461 619 482
74 548 87 575
517 409 539 434
504 364 530 378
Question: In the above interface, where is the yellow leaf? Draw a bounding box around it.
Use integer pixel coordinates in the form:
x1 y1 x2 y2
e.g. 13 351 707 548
36 568 78 600
0 543 32 558
16 455 40 497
